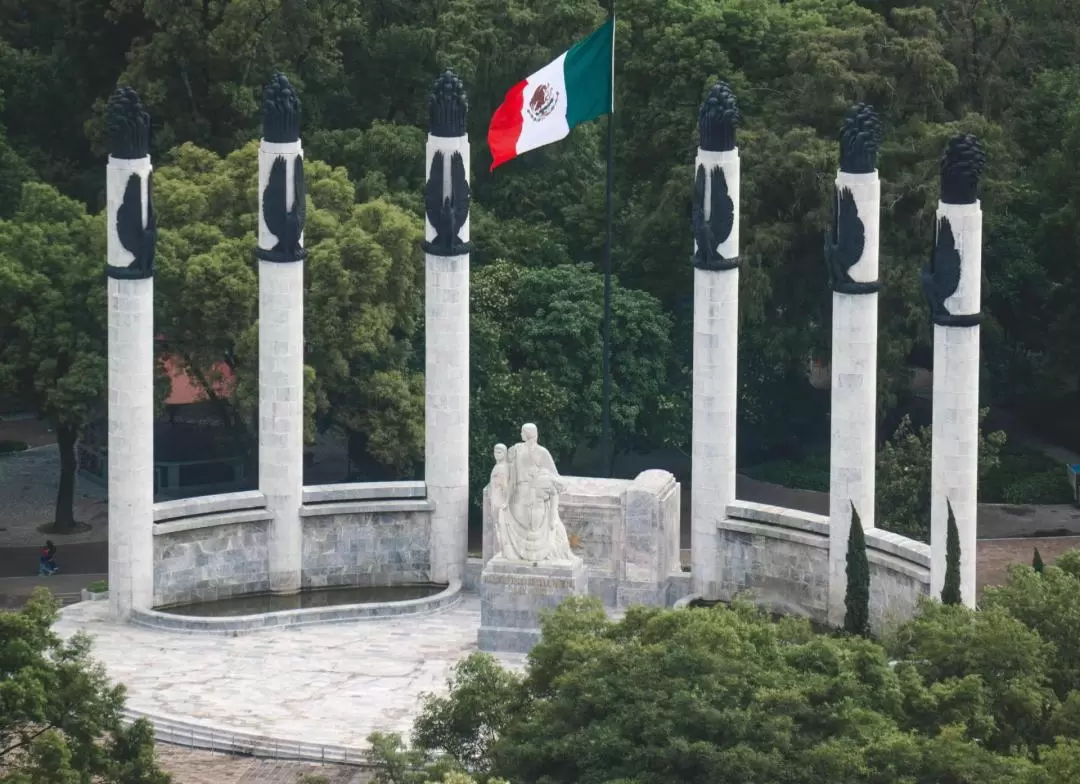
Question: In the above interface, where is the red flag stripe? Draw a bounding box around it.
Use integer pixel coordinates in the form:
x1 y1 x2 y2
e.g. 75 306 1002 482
487 79 528 171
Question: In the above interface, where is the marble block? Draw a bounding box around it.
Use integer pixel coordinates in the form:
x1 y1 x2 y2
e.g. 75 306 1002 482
477 555 587 654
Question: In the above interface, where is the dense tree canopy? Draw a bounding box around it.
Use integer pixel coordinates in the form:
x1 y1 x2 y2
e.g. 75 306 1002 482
2 0 1079 505
0 590 169 783
370 554 1080 784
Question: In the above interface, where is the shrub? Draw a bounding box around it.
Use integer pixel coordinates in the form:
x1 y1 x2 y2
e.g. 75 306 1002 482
87 579 108 593
0 439 28 453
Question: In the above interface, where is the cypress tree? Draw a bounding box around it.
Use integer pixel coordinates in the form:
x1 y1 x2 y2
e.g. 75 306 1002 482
941 499 962 606
1033 547 1045 573
844 502 870 636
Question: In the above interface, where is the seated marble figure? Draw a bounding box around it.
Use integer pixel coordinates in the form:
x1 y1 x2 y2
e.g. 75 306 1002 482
489 423 579 564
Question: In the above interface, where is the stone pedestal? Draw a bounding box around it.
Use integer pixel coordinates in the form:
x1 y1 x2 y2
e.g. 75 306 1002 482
478 555 588 654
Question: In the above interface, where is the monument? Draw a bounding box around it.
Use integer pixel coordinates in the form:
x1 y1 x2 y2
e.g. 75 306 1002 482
825 103 883 626
478 423 587 653
690 82 741 599
257 72 307 595
924 134 986 607
106 87 157 621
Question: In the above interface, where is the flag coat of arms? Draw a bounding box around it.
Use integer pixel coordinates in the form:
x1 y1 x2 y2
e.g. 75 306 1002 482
488 19 614 171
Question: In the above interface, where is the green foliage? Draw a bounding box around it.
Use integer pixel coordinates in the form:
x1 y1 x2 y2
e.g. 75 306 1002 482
151 141 425 475
401 595 1080 783
844 503 870 636
877 411 1006 542
86 580 108 593
412 654 523 775
0 440 27 454
942 499 963 606
984 562 1080 698
470 260 678 507
0 182 106 528
0 589 169 783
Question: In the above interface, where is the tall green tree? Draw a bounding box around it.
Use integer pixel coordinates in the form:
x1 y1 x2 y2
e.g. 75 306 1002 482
844 502 870 636
0 182 106 531
151 141 426 475
942 499 963 605
0 590 169 783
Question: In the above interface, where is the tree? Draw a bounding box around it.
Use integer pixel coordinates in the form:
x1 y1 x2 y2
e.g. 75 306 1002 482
844 502 870 636
151 141 426 476
470 260 681 508
942 499 963 605
400 596 1058 784
877 410 1006 542
1034 547 1046 573
0 182 106 531
0 589 169 783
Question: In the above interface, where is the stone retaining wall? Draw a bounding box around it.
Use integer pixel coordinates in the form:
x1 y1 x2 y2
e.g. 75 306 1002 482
151 483 435 608
717 500 930 633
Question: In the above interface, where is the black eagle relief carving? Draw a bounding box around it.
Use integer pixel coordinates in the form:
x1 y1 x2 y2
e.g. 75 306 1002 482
824 187 877 294
110 172 156 279
922 216 979 327
422 150 473 256
256 155 306 263
691 164 737 270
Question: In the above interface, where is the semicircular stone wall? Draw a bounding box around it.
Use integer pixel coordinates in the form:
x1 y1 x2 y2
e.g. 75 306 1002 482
152 482 434 608
716 500 931 634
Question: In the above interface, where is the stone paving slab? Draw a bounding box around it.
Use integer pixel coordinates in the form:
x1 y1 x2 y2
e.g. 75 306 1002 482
53 597 523 752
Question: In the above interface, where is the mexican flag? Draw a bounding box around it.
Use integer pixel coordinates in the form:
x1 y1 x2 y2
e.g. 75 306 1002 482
488 18 614 171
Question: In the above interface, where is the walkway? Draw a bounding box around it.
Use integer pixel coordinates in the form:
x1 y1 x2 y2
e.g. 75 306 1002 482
53 596 521 759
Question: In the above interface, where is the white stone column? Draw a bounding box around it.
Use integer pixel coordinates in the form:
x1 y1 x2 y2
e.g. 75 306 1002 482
257 73 306 594
927 134 986 607
424 71 471 584
691 83 740 598
826 104 883 627
105 88 156 620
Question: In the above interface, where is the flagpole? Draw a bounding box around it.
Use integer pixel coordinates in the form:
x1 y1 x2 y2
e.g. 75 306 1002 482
601 0 615 478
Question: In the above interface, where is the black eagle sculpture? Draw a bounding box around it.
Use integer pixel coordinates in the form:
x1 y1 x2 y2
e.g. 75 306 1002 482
921 217 978 326
422 150 472 256
114 171 156 279
257 155 307 263
262 71 301 144
824 187 876 294
691 164 737 270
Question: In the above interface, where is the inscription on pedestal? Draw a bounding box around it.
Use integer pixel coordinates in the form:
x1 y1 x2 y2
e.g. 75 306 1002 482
478 556 587 654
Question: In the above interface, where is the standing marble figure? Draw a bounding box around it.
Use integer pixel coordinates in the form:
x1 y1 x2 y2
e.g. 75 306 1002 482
494 424 578 563
105 86 156 621
478 423 586 653
825 103 883 627
923 134 987 607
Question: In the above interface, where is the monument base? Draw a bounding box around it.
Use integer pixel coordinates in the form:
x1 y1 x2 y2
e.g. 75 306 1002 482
478 555 588 654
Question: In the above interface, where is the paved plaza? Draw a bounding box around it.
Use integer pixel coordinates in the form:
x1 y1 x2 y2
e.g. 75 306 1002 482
54 596 523 756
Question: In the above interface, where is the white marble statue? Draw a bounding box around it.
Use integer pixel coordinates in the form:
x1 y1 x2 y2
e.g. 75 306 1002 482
492 423 578 563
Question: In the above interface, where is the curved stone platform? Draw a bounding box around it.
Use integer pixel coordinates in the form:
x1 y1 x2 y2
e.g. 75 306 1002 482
55 595 522 762
131 580 462 635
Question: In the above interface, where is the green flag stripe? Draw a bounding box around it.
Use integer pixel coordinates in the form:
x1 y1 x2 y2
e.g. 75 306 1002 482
564 18 614 129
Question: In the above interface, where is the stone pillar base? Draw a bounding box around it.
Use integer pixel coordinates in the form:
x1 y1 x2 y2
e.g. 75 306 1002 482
478 555 587 654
